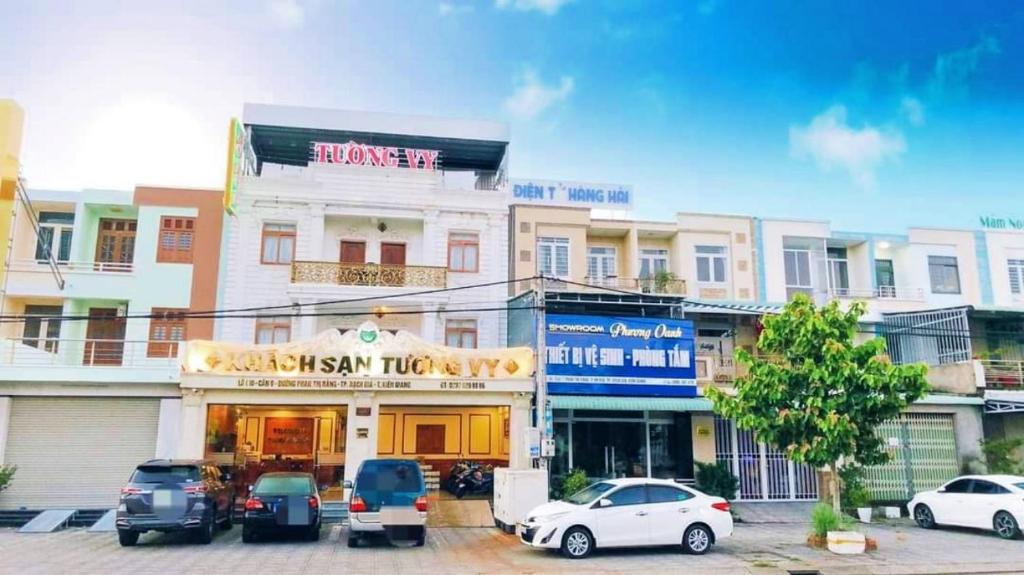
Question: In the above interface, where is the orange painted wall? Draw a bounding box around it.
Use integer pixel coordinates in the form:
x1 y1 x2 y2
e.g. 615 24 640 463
133 186 223 339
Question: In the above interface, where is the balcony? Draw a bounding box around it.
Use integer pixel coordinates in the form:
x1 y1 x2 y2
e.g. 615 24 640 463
5 258 135 298
828 286 925 301
0 338 179 383
290 261 447 288
981 359 1024 390
549 276 687 296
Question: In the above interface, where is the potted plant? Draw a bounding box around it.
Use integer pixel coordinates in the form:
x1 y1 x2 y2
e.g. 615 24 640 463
653 270 677 294
0 464 16 495
808 502 865 554
840 463 872 523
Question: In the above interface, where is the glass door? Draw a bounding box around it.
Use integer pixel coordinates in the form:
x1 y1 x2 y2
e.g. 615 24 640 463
571 420 646 479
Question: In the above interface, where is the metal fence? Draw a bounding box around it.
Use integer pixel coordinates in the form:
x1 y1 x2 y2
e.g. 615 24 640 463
714 417 819 501
862 413 959 501
882 307 972 366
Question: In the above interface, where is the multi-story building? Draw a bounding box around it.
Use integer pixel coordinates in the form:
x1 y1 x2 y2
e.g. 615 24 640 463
0 183 224 510
511 195 1022 502
177 104 533 498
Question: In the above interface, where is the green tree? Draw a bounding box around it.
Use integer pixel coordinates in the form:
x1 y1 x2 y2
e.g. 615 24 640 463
705 294 929 513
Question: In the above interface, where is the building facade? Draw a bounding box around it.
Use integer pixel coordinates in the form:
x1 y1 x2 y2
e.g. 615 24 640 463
0 184 224 509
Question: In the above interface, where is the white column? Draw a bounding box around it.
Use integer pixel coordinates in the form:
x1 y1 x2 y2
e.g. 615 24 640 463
297 303 319 340
306 203 326 260
421 307 438 344
154 398 182 459
508 394 532 469
343 392 380 484
0 397 11 465
176 390 207 459
422 209 441 265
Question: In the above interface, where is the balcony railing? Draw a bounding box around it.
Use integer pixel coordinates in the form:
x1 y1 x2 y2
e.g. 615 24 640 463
981 359 1024 390
0 338 179 368
290 261 447 288
827 286 925 301
9 258 134 274
549 276 687 296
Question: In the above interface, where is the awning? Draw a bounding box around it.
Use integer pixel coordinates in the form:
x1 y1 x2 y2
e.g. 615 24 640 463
550 395 714 411
680 301 782 315
915 393 984 406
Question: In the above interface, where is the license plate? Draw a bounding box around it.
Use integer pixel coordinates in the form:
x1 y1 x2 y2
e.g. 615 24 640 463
153 490 172 509
380 507 420 526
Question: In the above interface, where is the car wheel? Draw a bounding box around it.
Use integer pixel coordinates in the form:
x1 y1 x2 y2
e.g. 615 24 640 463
346 533 360 548
117 530 140 547
306 523 321 541
560 526 593 559
994 511 1020 540
683 524 712 555
220 508 234 530
195 516 215 545
242 526 256 543
913 504 936 529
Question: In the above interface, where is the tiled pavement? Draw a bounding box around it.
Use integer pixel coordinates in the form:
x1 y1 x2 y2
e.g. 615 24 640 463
1 519 1023 575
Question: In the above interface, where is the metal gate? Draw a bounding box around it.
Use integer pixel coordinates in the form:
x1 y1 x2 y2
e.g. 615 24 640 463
714 418 819 501
863 413 959 501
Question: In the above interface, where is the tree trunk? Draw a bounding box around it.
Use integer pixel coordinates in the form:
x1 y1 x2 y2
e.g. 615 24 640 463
829 461 841 515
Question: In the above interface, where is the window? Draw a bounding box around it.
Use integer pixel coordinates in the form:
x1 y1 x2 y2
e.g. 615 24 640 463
1008 259 1024 295
22 305 62 352
157 217 196 263
928 256 961 294
971 480 1009 494
639 248 669 278
943 479 972 493
35 212 74 263
445 319 478 349
148 308 187 358
96 218 137 268
606 485 646 506
261 223 296 265
647 485 693 504
537 237 569 278
448 232 479 272
696 245 728 283
587 246 617 281
876 259 896 297
784 249 812 288
255 320 291 344
826 247 849 292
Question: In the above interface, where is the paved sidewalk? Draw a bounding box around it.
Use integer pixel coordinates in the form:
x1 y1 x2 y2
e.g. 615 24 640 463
1 520 1022 574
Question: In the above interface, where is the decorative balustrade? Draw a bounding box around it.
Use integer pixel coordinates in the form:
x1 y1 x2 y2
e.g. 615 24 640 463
290 261 447 288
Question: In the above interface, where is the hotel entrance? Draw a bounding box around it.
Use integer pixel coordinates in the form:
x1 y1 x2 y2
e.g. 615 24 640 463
204 404 348 501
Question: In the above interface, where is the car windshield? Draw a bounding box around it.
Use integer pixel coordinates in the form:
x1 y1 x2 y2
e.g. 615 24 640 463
254 476 313 496
131 465 200 483
564 482 616 505
1015 482 1024 490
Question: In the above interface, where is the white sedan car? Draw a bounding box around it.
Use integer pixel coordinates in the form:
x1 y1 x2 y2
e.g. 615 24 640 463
909 474 1024 540
520 478 733 559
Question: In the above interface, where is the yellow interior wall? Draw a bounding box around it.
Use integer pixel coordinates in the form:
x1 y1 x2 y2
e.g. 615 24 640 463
215 406 347 456
378 405 510 461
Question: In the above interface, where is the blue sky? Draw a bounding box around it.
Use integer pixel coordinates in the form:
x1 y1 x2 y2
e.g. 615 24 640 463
2 0 1022 232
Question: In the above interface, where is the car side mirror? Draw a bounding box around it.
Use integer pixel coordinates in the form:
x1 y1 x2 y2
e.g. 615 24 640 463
343 480 353 489
936 488 945 493
598 498 613 508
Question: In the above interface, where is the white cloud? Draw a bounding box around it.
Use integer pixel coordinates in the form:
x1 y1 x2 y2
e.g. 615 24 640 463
503 70 574 120
900 96 925 126
928 35 1000 98
268 0 305 29
789 105 906 188
439 2 474 16
495 0 573 15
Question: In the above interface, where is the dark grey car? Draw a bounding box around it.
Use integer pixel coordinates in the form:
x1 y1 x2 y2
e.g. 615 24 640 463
115 459 235 546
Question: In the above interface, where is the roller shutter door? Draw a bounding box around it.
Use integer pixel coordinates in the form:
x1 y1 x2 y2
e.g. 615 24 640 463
0 397 159 509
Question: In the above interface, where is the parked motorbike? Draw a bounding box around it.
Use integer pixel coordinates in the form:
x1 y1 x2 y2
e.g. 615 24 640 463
454 465 494 499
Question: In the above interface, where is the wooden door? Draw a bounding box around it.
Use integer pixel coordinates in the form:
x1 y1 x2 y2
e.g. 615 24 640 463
83 308 125 366
95 219 137 271
415 424 446 454
380 243 406 265
339 241 366 264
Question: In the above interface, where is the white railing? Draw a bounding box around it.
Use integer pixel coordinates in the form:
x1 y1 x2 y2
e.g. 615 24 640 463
981 359 1024 390
547 276 687 295
0 338 179 368
9 258 134 274
828 286 925 301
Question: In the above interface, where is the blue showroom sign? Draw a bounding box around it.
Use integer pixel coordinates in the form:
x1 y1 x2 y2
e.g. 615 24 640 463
545 314 697 397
